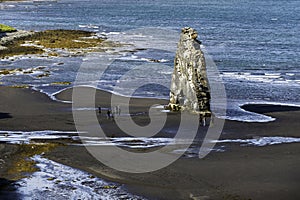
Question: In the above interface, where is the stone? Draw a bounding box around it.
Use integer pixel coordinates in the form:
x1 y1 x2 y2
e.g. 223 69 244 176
168 27 210 114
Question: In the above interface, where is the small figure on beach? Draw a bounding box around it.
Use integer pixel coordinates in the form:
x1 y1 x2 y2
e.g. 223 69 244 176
98 106 101 114
107 110 111 119
200 114 206 127
112 105 121 116
210 112 215 127
111 111 114 120
113 106 117 116
117 105 121 116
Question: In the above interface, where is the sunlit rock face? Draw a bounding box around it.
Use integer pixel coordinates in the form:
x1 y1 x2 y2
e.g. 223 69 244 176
169 27 210 113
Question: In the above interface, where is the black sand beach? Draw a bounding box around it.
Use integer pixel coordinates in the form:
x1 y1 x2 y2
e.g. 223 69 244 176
1 0 299 198
0 86 299 199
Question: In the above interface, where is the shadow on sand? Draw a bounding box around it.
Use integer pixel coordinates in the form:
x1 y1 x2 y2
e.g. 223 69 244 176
0 113 12 119
241 104 300 114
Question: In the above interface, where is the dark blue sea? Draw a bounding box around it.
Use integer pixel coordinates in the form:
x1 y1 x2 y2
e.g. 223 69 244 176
1 0 299 121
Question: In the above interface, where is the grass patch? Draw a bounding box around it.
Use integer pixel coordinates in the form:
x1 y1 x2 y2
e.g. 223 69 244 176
0 24 16 33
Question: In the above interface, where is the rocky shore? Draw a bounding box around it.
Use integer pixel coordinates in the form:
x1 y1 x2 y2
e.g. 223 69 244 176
0 28 106 58
0 30 34 51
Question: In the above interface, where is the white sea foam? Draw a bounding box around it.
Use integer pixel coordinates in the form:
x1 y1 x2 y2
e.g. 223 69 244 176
17 155 146 200
0 4 16 10
78 24 99 29
174 136 300 158
240 101 300 108
48 86 73 104
101 31 123 35
2 129 300 160
219 100 300 123
72 136 192 149
221 115 275 123
116 55 169 63
221 72 299 86
151 105 165 109
105 28 179 54
0 130 79 144
212 136 300 147
286 73 295 76
0 130 191 149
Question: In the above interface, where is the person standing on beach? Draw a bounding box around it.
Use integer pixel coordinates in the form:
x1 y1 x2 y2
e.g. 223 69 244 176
111 110 114 120
98 106 101 114
210 112 215 127
117 105 121 115
107 110 111 119
200 113 206 127
113 106 117 116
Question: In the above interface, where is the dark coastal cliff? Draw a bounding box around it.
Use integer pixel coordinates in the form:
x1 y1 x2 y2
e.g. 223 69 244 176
169 27 210 114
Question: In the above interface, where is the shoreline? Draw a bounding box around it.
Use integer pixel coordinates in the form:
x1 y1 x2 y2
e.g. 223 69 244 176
1 84 299 140
26 84 300 124
0 86 300 199
27 84 300 124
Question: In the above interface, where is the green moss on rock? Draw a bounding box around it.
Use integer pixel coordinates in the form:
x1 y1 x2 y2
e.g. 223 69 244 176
30 29 104 49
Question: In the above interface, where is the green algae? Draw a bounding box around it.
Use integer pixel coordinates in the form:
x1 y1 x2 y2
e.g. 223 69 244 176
7 143 59 180
50 81 71 85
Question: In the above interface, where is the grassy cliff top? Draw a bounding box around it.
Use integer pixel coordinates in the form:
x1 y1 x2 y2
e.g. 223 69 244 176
0 24 17 33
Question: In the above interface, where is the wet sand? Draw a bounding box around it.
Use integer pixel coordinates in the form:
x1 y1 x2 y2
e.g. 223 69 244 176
0 86 300 199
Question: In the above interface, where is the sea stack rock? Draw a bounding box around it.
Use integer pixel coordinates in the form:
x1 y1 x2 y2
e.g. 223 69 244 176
168 27 210 114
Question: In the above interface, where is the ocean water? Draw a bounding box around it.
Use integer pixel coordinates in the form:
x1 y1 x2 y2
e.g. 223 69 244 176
0 0 299 122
